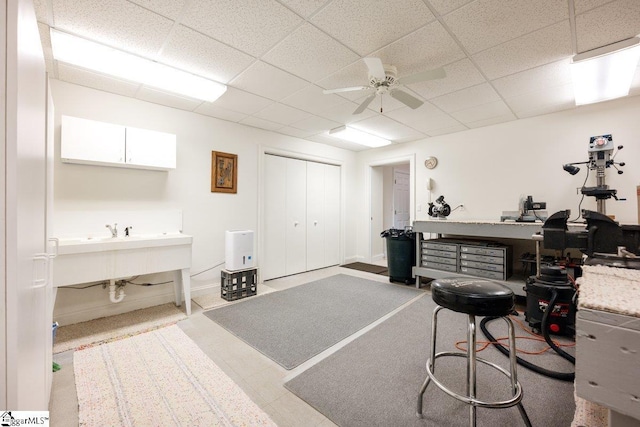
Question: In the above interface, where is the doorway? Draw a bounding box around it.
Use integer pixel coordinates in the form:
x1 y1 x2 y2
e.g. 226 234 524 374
368 156 414 264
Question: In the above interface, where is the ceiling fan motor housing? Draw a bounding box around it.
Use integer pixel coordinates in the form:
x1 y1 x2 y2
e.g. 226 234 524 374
369 64 397 93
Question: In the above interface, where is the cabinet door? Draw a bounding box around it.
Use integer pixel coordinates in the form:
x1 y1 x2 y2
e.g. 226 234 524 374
306 161 326 271
285 158 307 275
61 115 125 164
263 155 287 280
324 164 341 266
125 126 176 170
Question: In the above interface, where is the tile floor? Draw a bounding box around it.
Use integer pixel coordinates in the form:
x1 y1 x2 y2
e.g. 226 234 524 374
49 261 418 427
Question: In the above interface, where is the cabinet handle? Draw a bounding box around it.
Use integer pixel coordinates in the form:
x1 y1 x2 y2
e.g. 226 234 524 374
314 221 318 226
294 221 299 227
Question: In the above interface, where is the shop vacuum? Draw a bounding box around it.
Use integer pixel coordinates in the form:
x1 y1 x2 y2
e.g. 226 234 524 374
524 266 576 337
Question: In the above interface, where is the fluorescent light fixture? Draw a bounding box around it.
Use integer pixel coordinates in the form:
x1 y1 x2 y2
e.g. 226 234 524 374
328 125 391 148
50 29 227 102
571 37 640 105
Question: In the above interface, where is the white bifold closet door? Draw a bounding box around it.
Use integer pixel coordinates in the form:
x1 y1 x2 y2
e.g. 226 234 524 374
263 154 340 280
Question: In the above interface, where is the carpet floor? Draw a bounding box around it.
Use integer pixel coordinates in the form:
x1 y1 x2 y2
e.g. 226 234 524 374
74 325 276 427
285 294 576 427
192 283 277 310
54 303 187 353
204 274 422 369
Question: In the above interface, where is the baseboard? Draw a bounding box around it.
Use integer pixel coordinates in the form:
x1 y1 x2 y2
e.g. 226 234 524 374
371 253 385 262
343 256 362 264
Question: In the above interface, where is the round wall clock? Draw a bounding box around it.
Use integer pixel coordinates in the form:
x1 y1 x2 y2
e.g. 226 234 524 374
424 156 438 169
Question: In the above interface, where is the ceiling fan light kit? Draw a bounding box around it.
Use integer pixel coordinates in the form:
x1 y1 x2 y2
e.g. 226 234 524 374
323 57 446 115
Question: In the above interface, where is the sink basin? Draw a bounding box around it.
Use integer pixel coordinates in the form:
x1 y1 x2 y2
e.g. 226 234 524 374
58 232 192 255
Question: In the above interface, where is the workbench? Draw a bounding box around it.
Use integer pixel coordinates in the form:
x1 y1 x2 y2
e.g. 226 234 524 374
575 265 640 426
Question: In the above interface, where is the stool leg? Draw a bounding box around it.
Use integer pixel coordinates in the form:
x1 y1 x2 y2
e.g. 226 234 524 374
467 315 477 427
505 317 532 427
417 306 442 418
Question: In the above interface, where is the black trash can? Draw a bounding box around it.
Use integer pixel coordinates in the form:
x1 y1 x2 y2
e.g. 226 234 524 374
380 228 417 285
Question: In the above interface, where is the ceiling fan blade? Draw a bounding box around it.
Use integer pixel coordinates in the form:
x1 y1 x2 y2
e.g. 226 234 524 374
323 86 371 95
397 67 446 85
363 57 386 80
353 94 376 114
390 89 424 109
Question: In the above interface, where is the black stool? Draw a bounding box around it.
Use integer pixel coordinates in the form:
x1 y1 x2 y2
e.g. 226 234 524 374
416 277 532 427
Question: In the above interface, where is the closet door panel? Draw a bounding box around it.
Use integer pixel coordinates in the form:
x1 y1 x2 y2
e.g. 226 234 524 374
306 161 325 271
324 164 341 266
285 158 307 275
263 155 287 280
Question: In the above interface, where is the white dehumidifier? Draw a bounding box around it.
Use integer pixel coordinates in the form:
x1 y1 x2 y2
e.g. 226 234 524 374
225 230 255 271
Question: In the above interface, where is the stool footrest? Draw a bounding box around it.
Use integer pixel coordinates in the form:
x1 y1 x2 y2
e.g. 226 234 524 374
426 352 523 409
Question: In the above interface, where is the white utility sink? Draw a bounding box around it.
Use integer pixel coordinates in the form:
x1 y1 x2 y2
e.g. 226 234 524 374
58 232 192 254
53 232 193 315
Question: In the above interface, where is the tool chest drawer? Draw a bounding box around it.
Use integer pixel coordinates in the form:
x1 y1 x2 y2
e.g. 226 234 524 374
420 239 459 272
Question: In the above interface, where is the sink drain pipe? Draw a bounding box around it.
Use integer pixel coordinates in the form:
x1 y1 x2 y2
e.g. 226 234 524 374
109 279 126 303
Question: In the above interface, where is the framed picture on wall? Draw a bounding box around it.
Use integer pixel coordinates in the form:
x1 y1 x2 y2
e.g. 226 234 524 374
211 151 237 193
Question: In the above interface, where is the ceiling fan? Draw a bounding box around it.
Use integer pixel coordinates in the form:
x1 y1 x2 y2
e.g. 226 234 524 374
322 57 446 114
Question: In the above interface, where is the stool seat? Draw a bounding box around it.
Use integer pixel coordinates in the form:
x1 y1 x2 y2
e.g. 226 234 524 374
431 277 515 317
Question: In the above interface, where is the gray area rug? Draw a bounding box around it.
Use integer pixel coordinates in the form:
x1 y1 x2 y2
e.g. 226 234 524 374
285 295 576 427
204 274 421 369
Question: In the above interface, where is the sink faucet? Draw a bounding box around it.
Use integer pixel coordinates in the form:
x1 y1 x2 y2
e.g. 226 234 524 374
106 223 118 238
125 226 133 237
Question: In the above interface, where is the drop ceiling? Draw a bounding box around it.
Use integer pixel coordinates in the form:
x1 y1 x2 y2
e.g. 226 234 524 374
33 0 640 151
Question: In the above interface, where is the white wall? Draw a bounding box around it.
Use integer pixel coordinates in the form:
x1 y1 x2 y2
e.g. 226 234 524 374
355 95 640 261
50 80 357 324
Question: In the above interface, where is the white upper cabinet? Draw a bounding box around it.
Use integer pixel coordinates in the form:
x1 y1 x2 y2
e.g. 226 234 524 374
60 115 176 171
61 115 125 165
126 126 176 170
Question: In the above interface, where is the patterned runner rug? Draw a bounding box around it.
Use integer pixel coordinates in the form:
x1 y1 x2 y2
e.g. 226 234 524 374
74 325 275 426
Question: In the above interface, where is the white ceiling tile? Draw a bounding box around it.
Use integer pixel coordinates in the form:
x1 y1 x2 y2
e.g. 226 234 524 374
56 63 140 97
430 83 501 113
279 0 327 18
385 104 463 133
350 115 425 141
369 21 466 75
574 0 618 14
317 100 377 123
253 103 313 125
51 0 173 57
464 112 517 129
311 0 435 55
194 104 248 122
290 116 342 132
427 0 475 15
128 0 186 20
317 60 372 96
181 0 302 57
262 23 359 82
451 100 515 124
575 0 640 53
160 25 254 83
503 83 575 118
427 123 469 137
277 126 318 138
136 86 203 111
213 87 274 115
239 116 286 131
230 61 309 101
408 58 486 99
473 21 572 80
492 59 572 98
442 0 568 54
281 84 348 115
